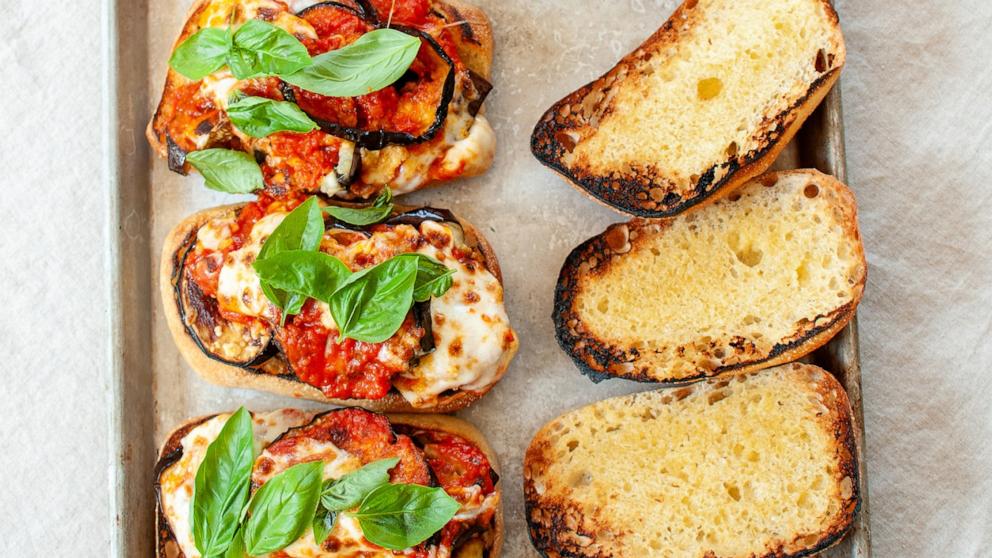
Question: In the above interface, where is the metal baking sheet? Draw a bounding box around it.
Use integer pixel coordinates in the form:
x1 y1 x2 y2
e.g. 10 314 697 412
107 0 871 556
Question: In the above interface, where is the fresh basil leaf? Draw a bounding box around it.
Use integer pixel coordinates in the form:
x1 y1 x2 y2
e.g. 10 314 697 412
169 27 230 80
329 254 419 343
186 149 264 194
325 188 394 226
257 197 324 261
227 95 318 138
282 29 420 97
253 250 352 303
353 484 460 551
223 527 246 558
312 507 338 547
243 461 324 555
228 19 312 80
256 197 325 321
191 407 254 557
411 255 454 303
321 458 399 512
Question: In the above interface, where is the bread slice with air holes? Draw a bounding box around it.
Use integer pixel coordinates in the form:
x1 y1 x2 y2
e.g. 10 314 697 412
553 169 866 384
524 362 860 558
531 0 846 217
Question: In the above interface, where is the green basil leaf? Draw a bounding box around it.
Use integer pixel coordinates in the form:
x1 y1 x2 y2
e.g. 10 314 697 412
256 197 325 321
223 527 246 558
281 29 420 97
325 188 394 226
353 484 460 551
253 250 352 303
312 507 338 547
186 149 264 194
329 254 419 343
257 197 325 260
169 27 230 80
411 255 454 303
191 407 254 557
227 96 318 138
321 458 399 512
228 19 312 80
243 461 324 555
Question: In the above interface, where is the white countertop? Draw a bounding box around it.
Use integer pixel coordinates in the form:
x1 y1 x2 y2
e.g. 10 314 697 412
1 0 989 555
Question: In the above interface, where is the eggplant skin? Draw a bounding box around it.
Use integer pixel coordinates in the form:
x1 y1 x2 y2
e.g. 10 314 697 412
174 233 277 369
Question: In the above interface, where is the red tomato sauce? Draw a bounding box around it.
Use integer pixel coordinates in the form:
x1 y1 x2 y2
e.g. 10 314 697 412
261 130 342 192
275 300 417 400
292 1 453 136
157 82 223 153
264 409 433 485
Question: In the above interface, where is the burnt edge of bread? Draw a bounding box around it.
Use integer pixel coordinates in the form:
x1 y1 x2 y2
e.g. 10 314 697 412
551 218 855 385
523 365 861 558
530 6 842 220
155 414 216 558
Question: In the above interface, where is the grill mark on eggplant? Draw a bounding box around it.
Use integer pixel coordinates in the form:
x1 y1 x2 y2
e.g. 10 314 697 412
166 134 188 175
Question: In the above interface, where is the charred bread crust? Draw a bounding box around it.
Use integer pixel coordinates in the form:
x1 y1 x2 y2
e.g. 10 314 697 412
522 364 861 558
530 0 844 219
159 202 514 413
552 170 866 385
154 411 504 558
146 0 495 164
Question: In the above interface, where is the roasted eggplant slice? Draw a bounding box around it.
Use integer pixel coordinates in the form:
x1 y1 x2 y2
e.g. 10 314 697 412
289 3 456 149
175 239 275 367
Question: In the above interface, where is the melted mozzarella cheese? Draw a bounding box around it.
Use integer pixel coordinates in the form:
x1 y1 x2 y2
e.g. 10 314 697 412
395 221 516 407
440 114 495 177
158 410 312 558
215 212 286 319
200 70 238 111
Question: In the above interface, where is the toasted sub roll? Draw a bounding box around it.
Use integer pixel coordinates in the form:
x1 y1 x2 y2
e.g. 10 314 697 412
148 0 496 199
161 199 518 413
531 0 845 217
524 363 860 558
554 170 866 384
156 408 503 558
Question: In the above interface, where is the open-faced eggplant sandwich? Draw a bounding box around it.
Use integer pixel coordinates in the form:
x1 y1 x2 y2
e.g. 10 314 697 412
161 193 518 412
148 0 495 200
156 407 502 557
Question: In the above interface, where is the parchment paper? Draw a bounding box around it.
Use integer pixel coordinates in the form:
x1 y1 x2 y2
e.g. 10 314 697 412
1 1 990 556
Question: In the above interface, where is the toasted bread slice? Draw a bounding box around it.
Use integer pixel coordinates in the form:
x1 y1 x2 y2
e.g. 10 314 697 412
531 0 846 217
160 202 517 413
554 170 865 384
524 363 860 558
147 0 495 196
156 409 503 558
